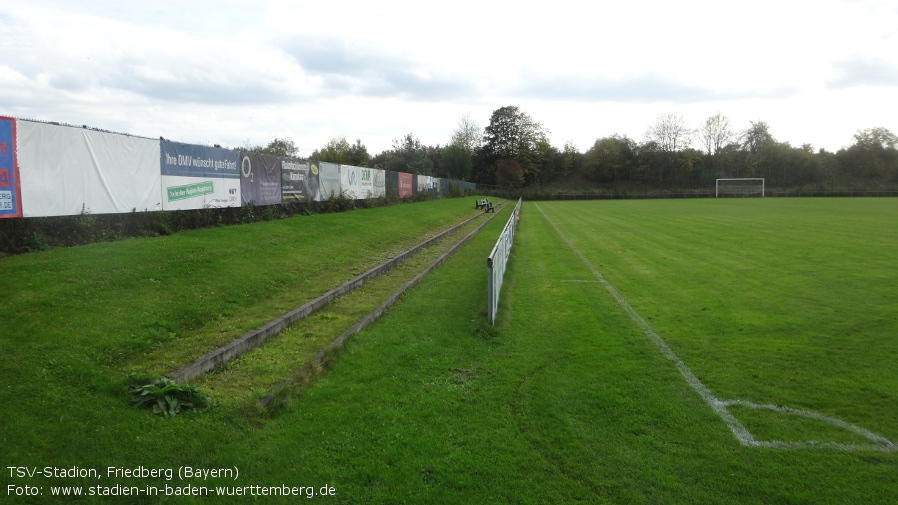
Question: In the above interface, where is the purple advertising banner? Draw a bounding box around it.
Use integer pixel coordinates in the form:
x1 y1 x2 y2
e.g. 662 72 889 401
240 151 282 205
0 116 22 218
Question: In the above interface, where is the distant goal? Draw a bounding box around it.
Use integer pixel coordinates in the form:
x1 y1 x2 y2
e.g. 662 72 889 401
716 178 765 197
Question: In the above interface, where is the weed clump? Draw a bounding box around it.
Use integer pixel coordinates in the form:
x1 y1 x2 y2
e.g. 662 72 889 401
130 377 210 416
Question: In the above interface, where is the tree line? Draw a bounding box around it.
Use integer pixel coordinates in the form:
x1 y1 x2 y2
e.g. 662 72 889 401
250 107 898 193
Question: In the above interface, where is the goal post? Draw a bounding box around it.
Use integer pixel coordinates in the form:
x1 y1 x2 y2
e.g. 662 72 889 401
716 178 765 197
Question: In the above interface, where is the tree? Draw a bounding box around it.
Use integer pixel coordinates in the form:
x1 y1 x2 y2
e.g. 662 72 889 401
699 113 734 156
534 139 560 184
560 140 582 178
583 135 637 183
450 113 483 152
311 137 371 166
645 113 693 153
495 158 525 188
480 106 550 185
853 127 898 151
741 120 773 153
483 106 548 158
839 127 898 181
442 144 473 180
254 137 299 157
346 138 372 167
645 114 694 187
312 137 350 164
382 133 434 175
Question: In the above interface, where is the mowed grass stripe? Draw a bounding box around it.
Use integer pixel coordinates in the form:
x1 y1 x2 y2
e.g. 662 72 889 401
533 198 898 444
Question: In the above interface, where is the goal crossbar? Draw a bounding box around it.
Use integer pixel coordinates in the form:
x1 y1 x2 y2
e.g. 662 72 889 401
716 178 765 197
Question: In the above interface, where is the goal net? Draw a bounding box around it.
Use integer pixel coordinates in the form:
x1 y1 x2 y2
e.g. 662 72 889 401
716 178 765 197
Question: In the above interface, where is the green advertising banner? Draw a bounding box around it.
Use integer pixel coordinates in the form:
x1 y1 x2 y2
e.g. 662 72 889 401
166 181 215 201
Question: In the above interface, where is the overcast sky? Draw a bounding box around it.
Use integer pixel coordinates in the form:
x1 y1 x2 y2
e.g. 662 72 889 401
2 0 896 156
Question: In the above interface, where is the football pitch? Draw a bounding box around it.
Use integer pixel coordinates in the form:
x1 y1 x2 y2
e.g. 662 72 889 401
525 198 897 451
2 197 896 503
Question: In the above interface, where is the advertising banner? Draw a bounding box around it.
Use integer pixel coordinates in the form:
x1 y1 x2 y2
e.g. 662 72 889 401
358 167 374 199
0 116 22 218
19 121 162 217
317 162 341 201
385 170 399 197
341 164 360 200
417 175 433 192
371 168 386 198
281 157 318 202
161 139 240 210
239 151 282 205
398 172 413 198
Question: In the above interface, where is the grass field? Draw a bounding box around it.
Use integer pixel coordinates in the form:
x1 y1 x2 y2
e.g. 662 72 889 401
530 198 898 447
1 197 896 503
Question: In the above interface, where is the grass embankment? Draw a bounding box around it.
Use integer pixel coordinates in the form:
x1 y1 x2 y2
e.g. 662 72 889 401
0 199 491 463
191 206 502 406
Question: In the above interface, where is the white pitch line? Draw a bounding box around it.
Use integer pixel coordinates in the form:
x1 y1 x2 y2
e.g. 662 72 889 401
723 400 897 451
534 203 897 452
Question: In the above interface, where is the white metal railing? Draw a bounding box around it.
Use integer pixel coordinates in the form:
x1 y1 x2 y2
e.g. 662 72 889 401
486 198 522 325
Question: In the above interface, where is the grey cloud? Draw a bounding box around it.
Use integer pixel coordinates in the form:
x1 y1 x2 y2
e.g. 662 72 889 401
828 57 898 89
113 73 295 106
280 36 477 101
40 54 304 106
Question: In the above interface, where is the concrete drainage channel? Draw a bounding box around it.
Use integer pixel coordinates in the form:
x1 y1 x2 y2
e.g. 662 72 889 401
169 202 505 390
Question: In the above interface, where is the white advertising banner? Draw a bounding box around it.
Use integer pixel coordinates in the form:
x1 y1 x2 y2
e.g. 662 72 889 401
18 121 162 217
316 162 341 201
340 164 360 200
371 168 386 198
417 175 432 192
358 167 375 199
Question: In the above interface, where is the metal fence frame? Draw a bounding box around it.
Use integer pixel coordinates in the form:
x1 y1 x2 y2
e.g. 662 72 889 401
486 198 522 325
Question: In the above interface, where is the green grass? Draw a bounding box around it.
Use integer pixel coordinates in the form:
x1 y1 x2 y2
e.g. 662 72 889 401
0 199 485 461
531 198 898 446
192 212 499 405
2 197 896 504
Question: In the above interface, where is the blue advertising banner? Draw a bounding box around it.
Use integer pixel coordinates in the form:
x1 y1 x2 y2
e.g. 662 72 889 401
0 116 22 218
161 139 240 210
161 139 240 178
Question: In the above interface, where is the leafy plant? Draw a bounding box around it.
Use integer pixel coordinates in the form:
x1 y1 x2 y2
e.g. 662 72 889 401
130 377 209 416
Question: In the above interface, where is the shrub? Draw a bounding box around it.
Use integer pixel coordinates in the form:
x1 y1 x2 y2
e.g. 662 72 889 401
130 377 210 416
